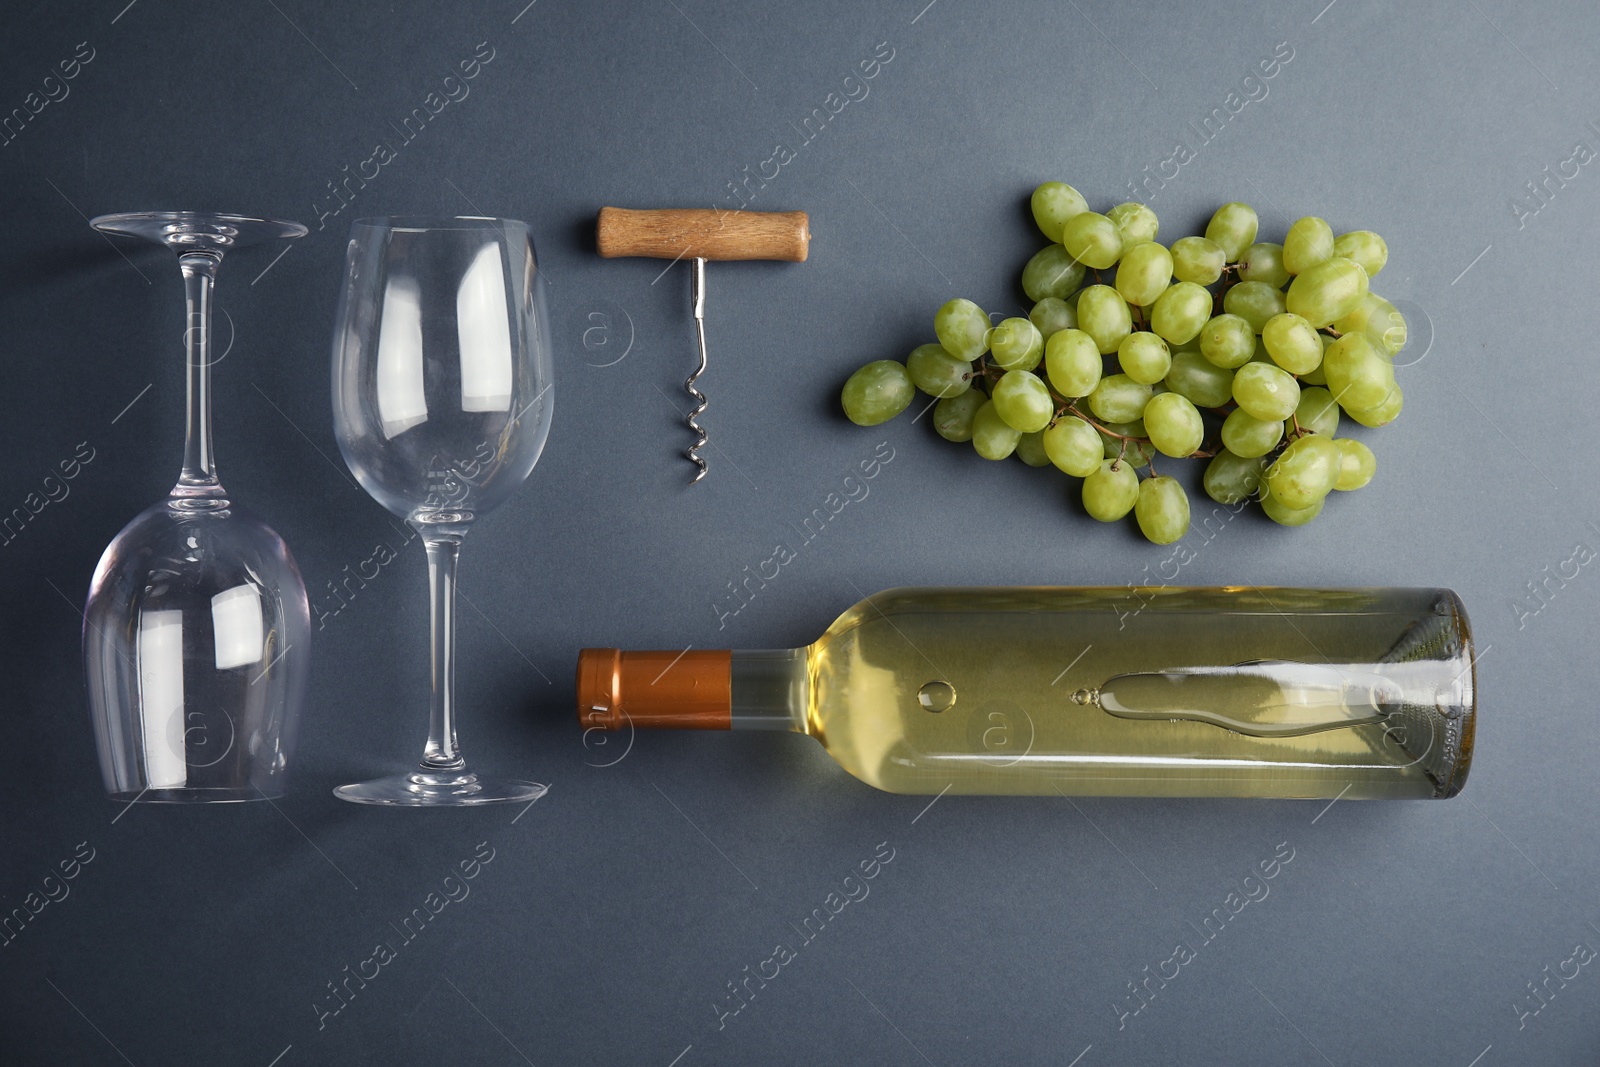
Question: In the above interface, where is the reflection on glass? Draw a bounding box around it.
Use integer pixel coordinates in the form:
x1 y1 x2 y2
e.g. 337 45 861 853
137 609 187 789
210 583 265 671
1092 661 1401 737
456 242 513 413
377 276 428 439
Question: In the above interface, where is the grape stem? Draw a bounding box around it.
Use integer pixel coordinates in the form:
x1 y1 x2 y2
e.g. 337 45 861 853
1059 400 1141 442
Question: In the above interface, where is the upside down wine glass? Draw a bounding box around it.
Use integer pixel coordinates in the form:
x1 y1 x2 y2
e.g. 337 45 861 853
330 217 553 806
84 212 312 801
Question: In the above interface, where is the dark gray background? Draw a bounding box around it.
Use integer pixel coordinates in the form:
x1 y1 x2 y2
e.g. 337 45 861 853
1 0 1593 1063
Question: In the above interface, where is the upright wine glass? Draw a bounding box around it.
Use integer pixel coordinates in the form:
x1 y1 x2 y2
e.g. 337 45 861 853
330 217 553 806
84 211 312 802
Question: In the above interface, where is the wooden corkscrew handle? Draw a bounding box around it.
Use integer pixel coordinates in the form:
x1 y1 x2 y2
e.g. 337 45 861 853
596 207 810 262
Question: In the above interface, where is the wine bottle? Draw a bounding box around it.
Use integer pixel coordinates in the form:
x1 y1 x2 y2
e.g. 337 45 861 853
577 587 1476 799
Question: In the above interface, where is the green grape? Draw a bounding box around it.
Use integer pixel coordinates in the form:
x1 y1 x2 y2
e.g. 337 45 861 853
1232 361 1301 422
1061 212 1124 270
1322 333 1394 412
1300 334 1331 385
1260 313 1323 375
972 400 1022 459
1198 313 1256 369
1031 181 1088 241
1082 458 1140 521
1261 492 1324 527
932 388 985 442
1204 202 1259 261
1044 328 1102 397
1022 244 1088 302
1204 450 1268 505
1345 384 1403 427
1282 216 1335 275
1099 420 1155 467
1015 429 1051 467
1220 407 1284 458
1264 433 1340 509
934 298 991 360
1114 241 1173 307
1143 391 1204 457
1332 230 1387 278
1222 281 1287 333
1029 297 1076 340
1107 202 1159 246
990 369 1054 433
1117 331 1172 385
1165 348 1235 408
989 316 1044 371
1333 438 1377 490
1149 281 1211 345
1241 242 1290 288
1170 236 1226 285
1288 386 1340 437
1135 475 1191 544
1042 415 1103 476
1077 284 1133 354
1333 292 1406 356
905 343 973 397
1285 256 1369 328
841 360 914 426
1087 373 1153 424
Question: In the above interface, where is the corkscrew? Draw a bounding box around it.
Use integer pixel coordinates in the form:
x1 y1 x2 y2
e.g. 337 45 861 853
597 206 811 483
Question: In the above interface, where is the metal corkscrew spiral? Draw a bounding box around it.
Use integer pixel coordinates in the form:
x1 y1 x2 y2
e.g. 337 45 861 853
594 206 811 484
685 257 709 482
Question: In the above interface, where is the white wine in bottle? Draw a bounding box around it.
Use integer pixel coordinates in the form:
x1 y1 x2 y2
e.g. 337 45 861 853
577 587 1475 799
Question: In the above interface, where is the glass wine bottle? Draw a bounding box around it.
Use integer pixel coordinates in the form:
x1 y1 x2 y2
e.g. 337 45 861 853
577 587 1476 799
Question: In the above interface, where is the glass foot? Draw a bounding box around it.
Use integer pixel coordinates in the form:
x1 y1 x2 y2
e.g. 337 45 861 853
333 770 547 807
90 210 308 253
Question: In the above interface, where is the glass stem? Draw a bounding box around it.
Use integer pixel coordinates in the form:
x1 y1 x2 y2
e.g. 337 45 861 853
176 251 223 498
421 534 466 771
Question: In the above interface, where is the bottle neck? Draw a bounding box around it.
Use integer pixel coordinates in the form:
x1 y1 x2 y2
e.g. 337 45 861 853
731 649 808 731
575 647 808 733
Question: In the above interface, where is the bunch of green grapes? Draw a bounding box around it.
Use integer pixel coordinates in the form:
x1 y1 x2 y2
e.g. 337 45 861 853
839 181 1408 544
